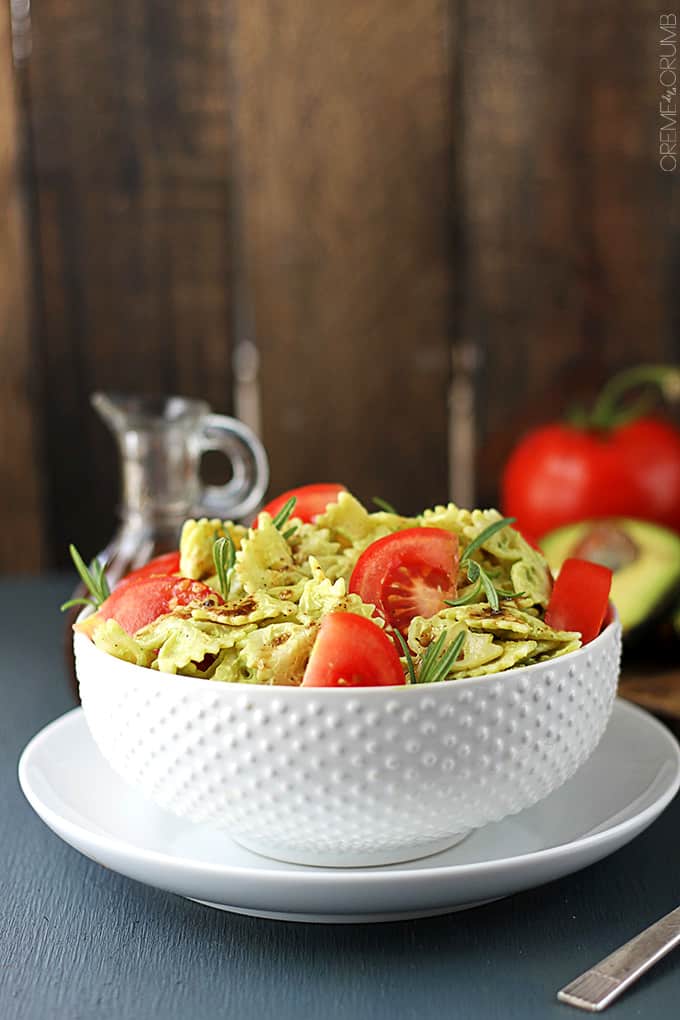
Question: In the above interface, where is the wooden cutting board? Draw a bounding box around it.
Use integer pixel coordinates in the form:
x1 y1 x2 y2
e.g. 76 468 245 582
620 663 680 737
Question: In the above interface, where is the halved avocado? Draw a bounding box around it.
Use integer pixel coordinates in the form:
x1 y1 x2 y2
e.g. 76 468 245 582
541 519 680 635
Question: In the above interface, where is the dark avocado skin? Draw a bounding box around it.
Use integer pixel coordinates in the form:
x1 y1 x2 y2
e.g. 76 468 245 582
540 518 680 642
624 582 680 646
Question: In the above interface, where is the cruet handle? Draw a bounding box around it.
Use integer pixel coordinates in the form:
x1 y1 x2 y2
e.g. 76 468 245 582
195 415 269 523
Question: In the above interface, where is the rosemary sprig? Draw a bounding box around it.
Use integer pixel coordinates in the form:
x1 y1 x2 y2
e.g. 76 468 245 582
394 628 466 685
419 630 466 684
372 497 399 514
282 525 298 540
460 516 516 562
394 630 417 685
445 516 523 612
60 544 111 612
272 496 297 531
213 534 236 600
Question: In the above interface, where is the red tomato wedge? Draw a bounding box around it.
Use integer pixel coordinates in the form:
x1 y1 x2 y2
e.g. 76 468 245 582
78 575 224 637
301 612 405 688
545 558 612 644
349 528 459 634
257 483 347 525
114 551 181 591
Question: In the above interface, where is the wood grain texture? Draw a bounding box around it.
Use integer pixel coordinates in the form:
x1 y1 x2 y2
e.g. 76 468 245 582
0 3 45 570
620 668 680 723
462 1 680 507
4 0 680 569
24 0 235 564
4 577 680 1020
231 1 455 515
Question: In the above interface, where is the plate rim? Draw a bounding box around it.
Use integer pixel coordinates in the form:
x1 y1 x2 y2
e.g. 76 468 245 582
18 698 680 888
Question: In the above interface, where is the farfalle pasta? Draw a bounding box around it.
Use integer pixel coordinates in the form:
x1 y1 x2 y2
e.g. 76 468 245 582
86 490 582 686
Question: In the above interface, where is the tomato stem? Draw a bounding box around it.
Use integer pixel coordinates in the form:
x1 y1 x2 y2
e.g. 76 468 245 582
589 363 680 430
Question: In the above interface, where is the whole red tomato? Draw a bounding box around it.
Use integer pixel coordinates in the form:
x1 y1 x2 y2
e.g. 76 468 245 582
502 366 680 538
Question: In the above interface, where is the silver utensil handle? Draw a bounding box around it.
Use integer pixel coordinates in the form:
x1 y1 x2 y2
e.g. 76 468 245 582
557 904 680 1012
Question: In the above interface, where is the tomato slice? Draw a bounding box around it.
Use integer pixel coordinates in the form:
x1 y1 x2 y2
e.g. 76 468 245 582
545 558 612 644
114 551 181 590
301 612 406 687
257 483 347 525
349 527 459 634
78 575 224 637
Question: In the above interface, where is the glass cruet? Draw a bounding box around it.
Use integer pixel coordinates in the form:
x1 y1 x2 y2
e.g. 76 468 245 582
64 392 269 691
88 392 269 585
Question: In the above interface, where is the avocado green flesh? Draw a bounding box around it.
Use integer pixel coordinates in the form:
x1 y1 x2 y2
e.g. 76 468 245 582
540 519 680 633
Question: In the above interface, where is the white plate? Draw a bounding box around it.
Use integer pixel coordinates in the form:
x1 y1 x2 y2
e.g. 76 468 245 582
19 700 680 924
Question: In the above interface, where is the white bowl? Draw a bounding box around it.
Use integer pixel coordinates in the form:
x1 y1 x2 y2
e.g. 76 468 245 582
75 618 621 867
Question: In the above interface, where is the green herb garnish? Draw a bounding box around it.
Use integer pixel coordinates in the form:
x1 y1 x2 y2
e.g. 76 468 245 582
394 630 417 685
213 534 237 600
372 497 399 514
60 544 111 612
395 628 466 685
459 516 516 560
445 517 523 611
272 496 297 531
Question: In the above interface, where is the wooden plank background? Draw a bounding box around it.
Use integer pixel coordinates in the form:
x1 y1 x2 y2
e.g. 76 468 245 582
0 0 45 569
17 0 236 566
231 1 453 515
1 0 678 570
464 0 680 506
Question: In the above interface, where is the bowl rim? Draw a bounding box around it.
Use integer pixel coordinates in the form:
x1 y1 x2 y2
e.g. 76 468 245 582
74 608 621 696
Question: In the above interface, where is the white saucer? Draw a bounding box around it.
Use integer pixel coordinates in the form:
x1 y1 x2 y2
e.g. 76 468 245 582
19 700 680 923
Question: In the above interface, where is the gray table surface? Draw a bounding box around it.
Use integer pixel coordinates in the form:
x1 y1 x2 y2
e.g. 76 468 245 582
3 576 680 1020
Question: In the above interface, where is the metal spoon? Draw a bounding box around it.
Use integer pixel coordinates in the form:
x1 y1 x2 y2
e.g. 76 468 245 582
558 903 680 1011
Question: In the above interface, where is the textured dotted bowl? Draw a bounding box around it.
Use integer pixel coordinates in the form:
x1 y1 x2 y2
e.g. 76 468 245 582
74 618 621 867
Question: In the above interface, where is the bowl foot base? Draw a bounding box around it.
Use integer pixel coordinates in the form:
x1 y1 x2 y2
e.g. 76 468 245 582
230 831 470 868
187 895 500 923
